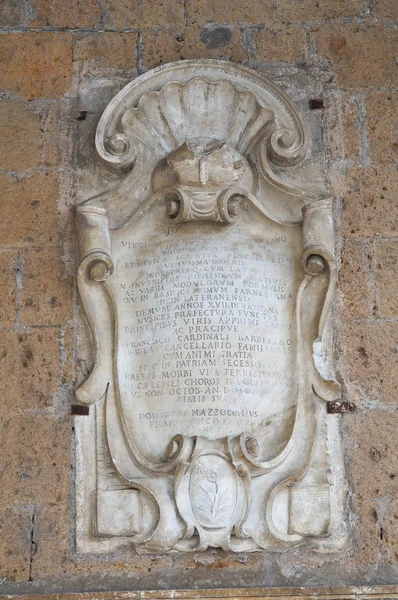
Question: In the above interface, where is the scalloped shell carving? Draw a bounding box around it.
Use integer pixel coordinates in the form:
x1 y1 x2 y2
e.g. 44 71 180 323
120 77 275 157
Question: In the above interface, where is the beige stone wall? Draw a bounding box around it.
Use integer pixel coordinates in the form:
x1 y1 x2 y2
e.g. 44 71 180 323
0 0 397 593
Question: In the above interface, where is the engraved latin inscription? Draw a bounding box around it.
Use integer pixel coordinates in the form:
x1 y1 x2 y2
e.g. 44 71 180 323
110 215 302 461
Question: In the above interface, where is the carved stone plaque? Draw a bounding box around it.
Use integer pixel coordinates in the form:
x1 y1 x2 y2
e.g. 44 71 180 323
75 60 346 554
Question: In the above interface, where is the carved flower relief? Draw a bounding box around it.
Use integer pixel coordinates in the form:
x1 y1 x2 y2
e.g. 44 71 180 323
189 454 238 530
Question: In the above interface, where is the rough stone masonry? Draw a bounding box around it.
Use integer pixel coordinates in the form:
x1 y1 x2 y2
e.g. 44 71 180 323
0 0 397 594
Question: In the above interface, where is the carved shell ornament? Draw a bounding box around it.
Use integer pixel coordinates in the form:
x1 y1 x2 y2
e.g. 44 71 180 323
75 60 345 554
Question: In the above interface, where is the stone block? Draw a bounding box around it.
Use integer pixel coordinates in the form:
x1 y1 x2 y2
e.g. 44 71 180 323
251 25 307 62
0 250 17 325
371 240 398 319
29 0 101 29
370 0 398 21
339 321 398 405
313 25 398 90
0 415 71 505
0 328 61 412
104 0 184 29
0 0 25 26
0 507 32 582
0 173 59 248
141 26 247 70
340 240 372 320
366 91 398 164
20 247 73 327
343 410 398 500
0 100 41 172
30 503 70 578
186 0 277 26
381 497 398 566
276 0 368 23
341 165 398 238
0 32 72 100
73 32 139 75
40 101 61 167
323 93 361 161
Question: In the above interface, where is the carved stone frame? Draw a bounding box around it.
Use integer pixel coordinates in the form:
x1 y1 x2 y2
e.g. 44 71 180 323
75 60 346 555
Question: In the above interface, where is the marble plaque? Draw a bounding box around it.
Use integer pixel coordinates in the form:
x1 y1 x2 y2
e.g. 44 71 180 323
75 60 346 554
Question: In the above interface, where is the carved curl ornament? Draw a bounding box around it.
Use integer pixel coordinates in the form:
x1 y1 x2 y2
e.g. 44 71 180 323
75 61 344 553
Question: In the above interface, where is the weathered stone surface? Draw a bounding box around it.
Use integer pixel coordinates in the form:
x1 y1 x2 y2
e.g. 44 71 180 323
142 27 247 69
322 93 361 162
186 0 277 26
370 0 398 21
339 322 398 405
0 173 59 248
0 0 25 26
340 240 372 320
276 0 368 22
366 92 398 164
143 26 247 67
29 0 101 29
313 25 398 90
0 32 72 100
344 410 398 500
0 328 61 412
104 0 185 29
341 165 398 238
20 247 73 327
251 26 307 62
372 240 398 319
40 102 61 167
0 507 32 583
0 100 41 172
73 32 139 74
0 415 70 505
0 251 17 325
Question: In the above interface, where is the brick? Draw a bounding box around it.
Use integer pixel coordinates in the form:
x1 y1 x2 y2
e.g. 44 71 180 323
251 25 307 62
366 92 398 164
341 165 398 238
339 322 398 405
0 507 32 582
20 247 73 327
0 0 25 26
313 25 398 90
276 0 368 23
371 240 398 319
0 415 71 505
29 0 101 29
340 240 372 320
0 250 17 325
0 32 72 100
104 0 184 29
141 26 247 70
73 32 139 74
0 328 61 412
0 100 41 171
186 0 277 26
0 173 59 248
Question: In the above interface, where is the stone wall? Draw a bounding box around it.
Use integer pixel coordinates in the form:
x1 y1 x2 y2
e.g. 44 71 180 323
0 0 397 593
